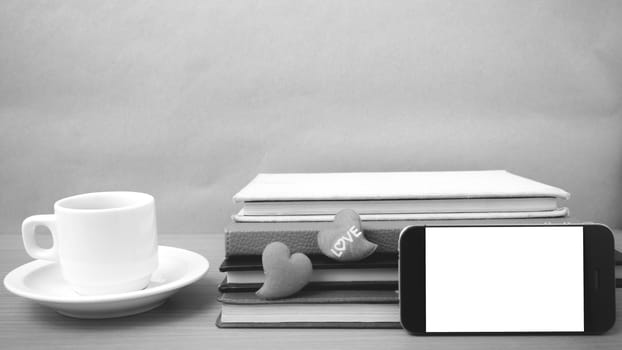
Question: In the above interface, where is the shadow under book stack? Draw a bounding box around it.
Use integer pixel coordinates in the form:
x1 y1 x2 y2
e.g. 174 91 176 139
216 171 572 328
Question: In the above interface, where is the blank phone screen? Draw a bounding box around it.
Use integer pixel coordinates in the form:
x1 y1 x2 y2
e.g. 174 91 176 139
425 226 584 332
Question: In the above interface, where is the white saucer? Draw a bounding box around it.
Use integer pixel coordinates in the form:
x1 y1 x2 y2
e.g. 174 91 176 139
3 246 209 319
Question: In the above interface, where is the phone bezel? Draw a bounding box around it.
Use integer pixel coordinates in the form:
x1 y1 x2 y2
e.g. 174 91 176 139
398 224 616 335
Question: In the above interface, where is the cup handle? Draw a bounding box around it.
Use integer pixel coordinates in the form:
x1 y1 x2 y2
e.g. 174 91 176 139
21 215 59 261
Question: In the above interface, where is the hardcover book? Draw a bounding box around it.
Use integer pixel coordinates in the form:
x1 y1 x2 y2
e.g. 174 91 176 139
220 254 397 284
217 278 397 293
239 197 561 216
233 170 570 222
233 170 570 202
216 289 400 328
225 218 581 256
233 208 569 222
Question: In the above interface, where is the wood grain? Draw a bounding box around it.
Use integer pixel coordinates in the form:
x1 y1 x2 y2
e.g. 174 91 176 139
1 231 621 350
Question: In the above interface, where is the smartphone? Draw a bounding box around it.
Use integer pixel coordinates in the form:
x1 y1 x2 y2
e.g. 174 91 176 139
399 224 616 335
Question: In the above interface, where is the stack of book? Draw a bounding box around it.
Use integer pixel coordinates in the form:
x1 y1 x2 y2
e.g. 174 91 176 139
216 170 571 328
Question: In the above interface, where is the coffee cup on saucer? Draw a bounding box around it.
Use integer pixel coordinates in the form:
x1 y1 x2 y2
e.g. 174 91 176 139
21 191 158 296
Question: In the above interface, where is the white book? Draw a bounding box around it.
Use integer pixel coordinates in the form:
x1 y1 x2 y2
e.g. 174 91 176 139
239 197 559 216
233 170 570 202
233 207 569 223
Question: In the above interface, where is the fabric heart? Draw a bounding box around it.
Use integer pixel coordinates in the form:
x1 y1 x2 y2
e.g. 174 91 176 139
256 242 312 300
317 209 378 262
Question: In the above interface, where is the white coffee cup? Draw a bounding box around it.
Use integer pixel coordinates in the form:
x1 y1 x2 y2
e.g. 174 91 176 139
21 191 159 296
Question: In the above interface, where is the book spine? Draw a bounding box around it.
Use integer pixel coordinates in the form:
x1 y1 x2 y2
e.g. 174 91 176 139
225 229 400 257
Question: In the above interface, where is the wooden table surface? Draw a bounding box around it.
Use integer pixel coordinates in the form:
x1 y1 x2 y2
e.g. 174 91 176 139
1 230 621 350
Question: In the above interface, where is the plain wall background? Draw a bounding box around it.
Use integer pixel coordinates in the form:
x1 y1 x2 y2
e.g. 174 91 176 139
1 0 621 234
